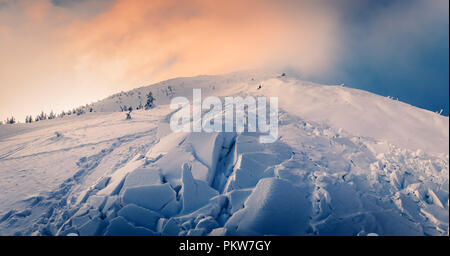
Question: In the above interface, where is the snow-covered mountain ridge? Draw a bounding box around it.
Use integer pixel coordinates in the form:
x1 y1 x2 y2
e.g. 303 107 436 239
0 70 448 236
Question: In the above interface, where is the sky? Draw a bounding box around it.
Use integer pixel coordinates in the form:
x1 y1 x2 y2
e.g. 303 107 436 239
0 0 448 122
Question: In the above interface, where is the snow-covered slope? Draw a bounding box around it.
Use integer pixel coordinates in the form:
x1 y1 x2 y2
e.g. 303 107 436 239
0 70 448 236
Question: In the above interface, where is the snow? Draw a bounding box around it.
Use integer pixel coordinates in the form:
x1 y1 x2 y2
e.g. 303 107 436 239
78 217 107 236
160 218 181 236
196 216 219 232
0 70 448 236
104 216 157 236
180 163 219 214
121 184 176 212
224 178 312 235
117 204 162 231
121 167 162 189
227 189 252 214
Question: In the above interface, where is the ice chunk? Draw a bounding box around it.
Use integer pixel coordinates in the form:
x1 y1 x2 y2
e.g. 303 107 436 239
121 183 176 212
196 216 219 232
209 228 228 236
224 153 282 191
314 213 378 236
102 195 120 213
154 132 228 186
174 195 227 226
187 228 206 236
372 210 423 235
161 218 181 236
94 177 110 190
117 204 162 231
86 195 107 211
156 218 166 233
185 132 225 184
225 178 311 235
146 132 187 160
234 134 264 155
121 168 162 190
154 148 196 186
227 189 252 214
161 200 181 217
78 217 107 236
97 157 146 196
104 216 157 236
71 214 91 228
180 163 219 214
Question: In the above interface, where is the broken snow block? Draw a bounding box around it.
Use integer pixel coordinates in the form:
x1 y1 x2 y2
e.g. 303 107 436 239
121 168 162 190
187 228 206 236
104 209 117 223
78 217 107 236
371 210 423 235
121 183 176 212
217 213 231 226
197 195 227 219
88 209 101 219
180 163 219 214
185 132 225 184
104 216 157 236
117 204 163 231
209 227 228 236
175 195 228 227
314 213 378 236
102 195 119 213
234 134 264 155
161 200 181 217
196 216 219 232
71 214 91 229
94 177 110 190
161 218 181 236
225 178 311 235
228 189 252 214
87 195 107 211
181 219 194 230
156 218 167 233
189 160 210 184
224 153 280 191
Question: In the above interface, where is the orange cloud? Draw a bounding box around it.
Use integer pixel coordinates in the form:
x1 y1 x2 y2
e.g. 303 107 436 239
64 0 342 85
0 0 342 121
22 0 52 22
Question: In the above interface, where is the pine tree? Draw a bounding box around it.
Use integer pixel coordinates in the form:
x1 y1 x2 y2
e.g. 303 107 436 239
25 115 33 123
6 116 16 124
76 108 85 116
145 92 155 110
37 111 47 121
48 111 56 120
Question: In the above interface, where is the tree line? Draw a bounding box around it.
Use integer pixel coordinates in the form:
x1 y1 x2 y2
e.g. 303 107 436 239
1 91 156 125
